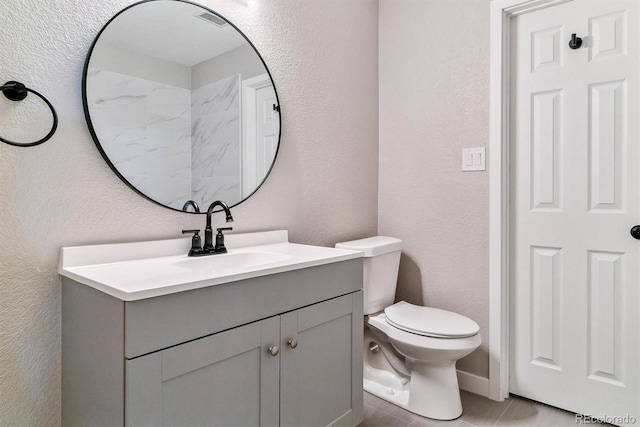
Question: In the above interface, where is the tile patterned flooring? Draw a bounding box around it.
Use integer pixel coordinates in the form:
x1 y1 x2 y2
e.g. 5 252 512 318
360 391 610 427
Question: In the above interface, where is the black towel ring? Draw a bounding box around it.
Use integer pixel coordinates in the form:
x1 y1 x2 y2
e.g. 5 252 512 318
0 81 58 147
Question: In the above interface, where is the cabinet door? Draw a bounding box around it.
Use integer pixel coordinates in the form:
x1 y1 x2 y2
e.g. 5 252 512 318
280 292 363 427
126 317 280 426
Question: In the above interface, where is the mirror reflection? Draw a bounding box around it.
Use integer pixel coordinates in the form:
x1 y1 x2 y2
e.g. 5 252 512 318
84 0 280 212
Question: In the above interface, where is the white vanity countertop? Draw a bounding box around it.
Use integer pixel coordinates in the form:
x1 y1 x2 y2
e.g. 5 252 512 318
59 230 363 301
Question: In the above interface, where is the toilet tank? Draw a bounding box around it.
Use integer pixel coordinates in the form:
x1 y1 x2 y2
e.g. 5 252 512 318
335 236 403 315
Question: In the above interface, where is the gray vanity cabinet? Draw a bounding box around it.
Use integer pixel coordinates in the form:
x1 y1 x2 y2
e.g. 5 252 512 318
125 293 362 427
62 259 364 427
280 294 363 427
126 317 281 426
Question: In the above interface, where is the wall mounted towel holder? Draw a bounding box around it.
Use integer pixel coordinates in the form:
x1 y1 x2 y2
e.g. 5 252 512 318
0 81 58 147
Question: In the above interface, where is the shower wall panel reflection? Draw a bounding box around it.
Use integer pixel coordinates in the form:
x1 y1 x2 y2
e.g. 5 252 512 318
87 68 193 209
191 75 241 205
87 66 246 210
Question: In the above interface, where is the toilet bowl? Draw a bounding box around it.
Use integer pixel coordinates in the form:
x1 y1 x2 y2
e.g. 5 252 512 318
336 237 482 421
366 305 481 420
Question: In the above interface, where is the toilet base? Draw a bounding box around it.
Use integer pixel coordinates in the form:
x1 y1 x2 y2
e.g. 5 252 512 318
364 361 463 421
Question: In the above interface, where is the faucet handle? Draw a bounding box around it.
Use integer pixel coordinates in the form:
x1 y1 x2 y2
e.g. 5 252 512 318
182 229 202 256
214 227 233 253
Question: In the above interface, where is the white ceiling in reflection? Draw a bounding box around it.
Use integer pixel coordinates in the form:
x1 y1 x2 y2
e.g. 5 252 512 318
102 0 248 66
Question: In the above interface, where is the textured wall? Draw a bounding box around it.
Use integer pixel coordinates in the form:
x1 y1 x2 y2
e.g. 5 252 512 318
378 0 491 378
0 0 379 424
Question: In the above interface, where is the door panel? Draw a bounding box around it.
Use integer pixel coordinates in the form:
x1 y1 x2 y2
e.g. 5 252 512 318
587 250 625 386
530 89 562 210
161 349 261 426
126 317 280 426
280 294 356 427
529 246 562 370
589 80 625 211
589 11 626 63
510 0 639 422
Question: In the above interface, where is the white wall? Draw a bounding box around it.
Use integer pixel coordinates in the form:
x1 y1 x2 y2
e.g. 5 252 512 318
0 0 379 424
192 43 266 89
89 41 192 89
378 0 491 378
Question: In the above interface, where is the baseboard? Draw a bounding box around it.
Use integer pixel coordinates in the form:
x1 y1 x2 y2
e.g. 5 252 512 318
457 370 490 398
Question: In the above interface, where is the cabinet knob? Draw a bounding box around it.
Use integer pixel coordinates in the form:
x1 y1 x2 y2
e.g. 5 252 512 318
287 339 298 349
268 346 279 356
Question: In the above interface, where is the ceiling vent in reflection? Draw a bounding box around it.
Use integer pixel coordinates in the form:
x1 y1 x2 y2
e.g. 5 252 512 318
194 12 228 27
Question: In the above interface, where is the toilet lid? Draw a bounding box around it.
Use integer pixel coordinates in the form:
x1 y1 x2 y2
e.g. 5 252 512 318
384 301 479 338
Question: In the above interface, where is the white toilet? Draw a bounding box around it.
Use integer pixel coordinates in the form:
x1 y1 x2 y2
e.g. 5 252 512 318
336 236 481 421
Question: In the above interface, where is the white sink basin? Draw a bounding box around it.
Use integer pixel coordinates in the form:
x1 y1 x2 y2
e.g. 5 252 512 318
59 230 363 301
172 251 292 271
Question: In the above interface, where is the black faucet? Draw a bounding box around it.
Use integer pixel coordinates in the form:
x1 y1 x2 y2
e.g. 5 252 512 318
182 200 234 256
202 200 234 252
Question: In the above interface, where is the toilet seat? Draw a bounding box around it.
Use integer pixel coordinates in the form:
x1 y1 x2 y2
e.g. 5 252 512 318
367 313 481 352
384 301 479 338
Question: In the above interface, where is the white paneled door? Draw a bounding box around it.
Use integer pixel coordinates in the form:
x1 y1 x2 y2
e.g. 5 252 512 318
510 0 639 423
241 74 278 199
255 84 279 182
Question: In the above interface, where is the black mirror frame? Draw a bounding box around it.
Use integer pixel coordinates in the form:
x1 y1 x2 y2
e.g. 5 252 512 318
82 0 281 214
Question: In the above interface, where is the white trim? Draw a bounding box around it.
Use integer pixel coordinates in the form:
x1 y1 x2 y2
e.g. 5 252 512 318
236 73 242 199
488 0 574 402
457 370 490 398
241 73 272 198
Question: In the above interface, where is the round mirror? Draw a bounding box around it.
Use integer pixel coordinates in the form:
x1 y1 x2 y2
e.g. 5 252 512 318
83 0 280 213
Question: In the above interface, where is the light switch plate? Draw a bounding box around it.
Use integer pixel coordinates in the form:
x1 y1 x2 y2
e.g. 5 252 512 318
462 147 486 171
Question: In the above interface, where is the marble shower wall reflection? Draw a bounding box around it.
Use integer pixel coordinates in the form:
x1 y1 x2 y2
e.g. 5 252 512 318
191 75 241 206
87 68 241 210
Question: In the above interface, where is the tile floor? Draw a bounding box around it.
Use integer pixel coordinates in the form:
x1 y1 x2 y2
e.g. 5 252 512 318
360 391 611 427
